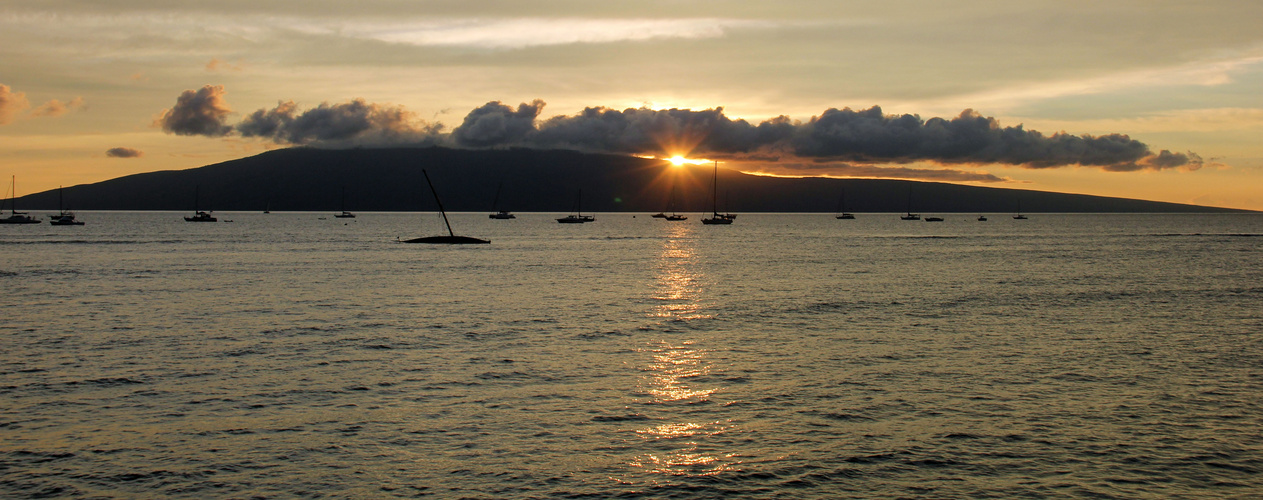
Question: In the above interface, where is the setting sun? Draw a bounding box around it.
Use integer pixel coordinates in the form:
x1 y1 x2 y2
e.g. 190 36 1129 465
667 156 709 167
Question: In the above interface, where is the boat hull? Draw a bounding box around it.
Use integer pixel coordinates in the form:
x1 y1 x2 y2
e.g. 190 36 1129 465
402 235 490 244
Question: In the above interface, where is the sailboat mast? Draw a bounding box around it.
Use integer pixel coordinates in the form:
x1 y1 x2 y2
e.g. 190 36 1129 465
712 161 719 215
422 169 456 238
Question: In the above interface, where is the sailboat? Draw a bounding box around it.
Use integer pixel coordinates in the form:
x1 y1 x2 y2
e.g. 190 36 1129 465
557 189 595 223
49 186 84 225
663 184 686 221
184 186 217 222
1 176 41 224
1013 200 1028 219
401 170 490 244
701 161 734 225
835 189 855 219
900 187 920 220
334 187 355 218
488 182 515 219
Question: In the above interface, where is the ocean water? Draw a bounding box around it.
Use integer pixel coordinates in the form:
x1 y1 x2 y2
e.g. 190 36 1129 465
2 212 1261 499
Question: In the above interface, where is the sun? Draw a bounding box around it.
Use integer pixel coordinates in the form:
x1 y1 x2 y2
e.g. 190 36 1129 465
667 155 708 167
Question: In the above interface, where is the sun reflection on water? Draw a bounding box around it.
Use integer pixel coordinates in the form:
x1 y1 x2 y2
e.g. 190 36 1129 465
623 226 741 479
650 223 710 320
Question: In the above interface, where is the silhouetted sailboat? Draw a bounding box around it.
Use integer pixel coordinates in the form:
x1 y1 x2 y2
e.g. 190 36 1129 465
900 188 920 220
49 186 83 225
184 186 217 222
335 187 355 218
557 189 595 223
488 182 515 219
835 189 854 219
663 184 687 221
402 170 489 244
701 161 734 225
1013 200 1028 219
0 176 40 224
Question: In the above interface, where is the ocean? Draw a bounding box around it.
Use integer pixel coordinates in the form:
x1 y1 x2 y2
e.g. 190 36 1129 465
3 212 1261 499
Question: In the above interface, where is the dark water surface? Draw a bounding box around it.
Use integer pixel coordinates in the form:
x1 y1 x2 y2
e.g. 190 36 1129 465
3 212 1261 498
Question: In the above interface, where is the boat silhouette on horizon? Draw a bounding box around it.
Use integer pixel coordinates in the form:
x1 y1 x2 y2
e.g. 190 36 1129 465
401 170 489 244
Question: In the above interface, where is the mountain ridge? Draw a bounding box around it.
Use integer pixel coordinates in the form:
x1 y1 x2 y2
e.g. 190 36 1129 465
12 147 1248 213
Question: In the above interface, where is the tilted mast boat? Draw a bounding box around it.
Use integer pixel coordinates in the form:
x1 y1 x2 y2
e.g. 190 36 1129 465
401 170 490 244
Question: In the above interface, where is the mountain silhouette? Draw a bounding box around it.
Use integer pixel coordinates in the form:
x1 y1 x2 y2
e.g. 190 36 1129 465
13 147 1246 213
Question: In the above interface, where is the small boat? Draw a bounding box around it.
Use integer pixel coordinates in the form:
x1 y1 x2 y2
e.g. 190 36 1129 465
401 170 489 244
1013 200 1027 219
488 182 515 219
334 187 355 218
660 185 687 221
924 216 944 222
900 187 919 220
557 189 595 223
185 211 216 222
1 176 41 224
701 161 734 225
49 187 84 226
978 215 988 221
184 186 217 222
835 189 854 219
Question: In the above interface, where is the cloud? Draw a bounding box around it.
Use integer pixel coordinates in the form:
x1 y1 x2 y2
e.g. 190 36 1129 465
155 85 233 136
451 100 545 148
474 102 1187 171
159 87 1200 173
205 58 243 72
349 18 773 49
31 97 85 117
1104 150 1203 172
105 147 143 158
748 162 1008 183
237 98 443 146
0 84 31 125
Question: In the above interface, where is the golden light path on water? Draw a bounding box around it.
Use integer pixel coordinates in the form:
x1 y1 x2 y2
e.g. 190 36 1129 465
626 221 739 479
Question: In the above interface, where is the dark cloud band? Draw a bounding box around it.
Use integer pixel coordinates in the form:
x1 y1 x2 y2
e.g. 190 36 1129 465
156 87 1200 172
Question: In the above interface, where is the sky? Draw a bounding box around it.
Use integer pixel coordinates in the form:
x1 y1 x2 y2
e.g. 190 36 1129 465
2 1 1262 210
